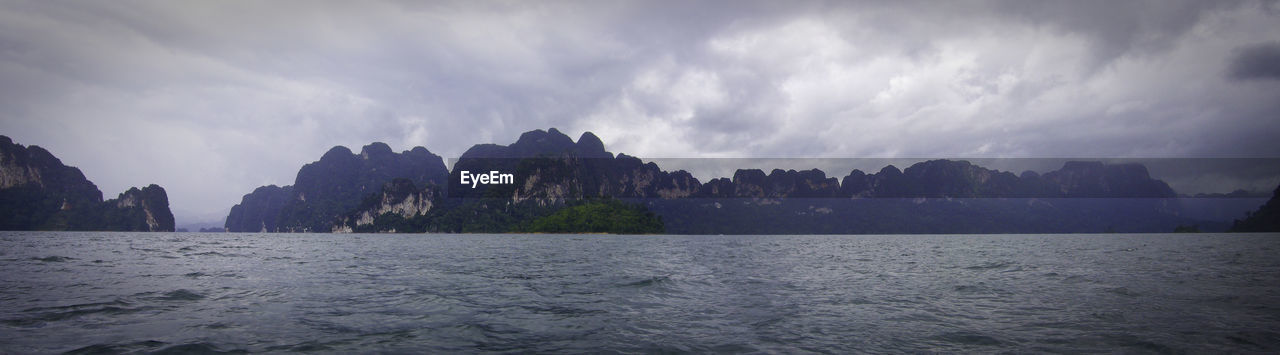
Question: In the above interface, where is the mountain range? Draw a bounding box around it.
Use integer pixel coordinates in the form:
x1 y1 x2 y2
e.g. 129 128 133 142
0 135 174 231
2 129 1271 234
225 128 1263 234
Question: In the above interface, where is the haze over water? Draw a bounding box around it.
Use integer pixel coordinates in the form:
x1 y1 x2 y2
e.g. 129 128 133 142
2 232 1279 353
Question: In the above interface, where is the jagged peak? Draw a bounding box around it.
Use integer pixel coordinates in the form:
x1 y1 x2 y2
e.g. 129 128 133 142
320 145 354 161
360 142 394 158
406 146 437 157
798 168 827 180
457 128 586 159
252 184 291 193
669 170 695 178
576 131 608 155
733 169 767 183
516 128 573 146
24 145 59 163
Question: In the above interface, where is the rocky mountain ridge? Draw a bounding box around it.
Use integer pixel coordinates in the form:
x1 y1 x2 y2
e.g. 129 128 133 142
225 142 448 232
445 128 1176 202
0 135 174 231
230 128 1194 234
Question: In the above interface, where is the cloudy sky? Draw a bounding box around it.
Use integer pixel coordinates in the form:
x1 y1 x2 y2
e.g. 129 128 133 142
1 0 1278 225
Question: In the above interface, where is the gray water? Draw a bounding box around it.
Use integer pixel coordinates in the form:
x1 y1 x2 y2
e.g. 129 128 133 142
2 232 1279 353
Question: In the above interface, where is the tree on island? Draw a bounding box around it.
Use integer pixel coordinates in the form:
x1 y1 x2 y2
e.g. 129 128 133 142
524 199 664 234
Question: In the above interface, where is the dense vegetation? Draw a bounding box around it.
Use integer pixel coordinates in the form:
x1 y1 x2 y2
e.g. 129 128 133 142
524 199 664 234
343 198 662 234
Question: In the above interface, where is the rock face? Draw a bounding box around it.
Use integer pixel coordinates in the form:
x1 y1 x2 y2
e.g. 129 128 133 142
723 168 839 198
225 142 448 232
450 129 702 203
0 135 175 231
333 178 441 233
224 185 293 232
102 184 176 232
1036 161 1176 197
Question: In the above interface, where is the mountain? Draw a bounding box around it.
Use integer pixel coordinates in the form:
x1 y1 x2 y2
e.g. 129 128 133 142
336 129 679 233
831 159 1175 199
452 130 1175 202
225 128 1226 234
448 128 700 202
101 185 176 232
1229 185 1280 232
0 135 174 231
1036 161 1176 197
224 185 292 232
225 142 448 232
338 129 1196 234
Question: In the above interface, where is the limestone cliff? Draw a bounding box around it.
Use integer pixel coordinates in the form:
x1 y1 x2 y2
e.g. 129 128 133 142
333 179 441 233
225 142 448 232
0 135 175 231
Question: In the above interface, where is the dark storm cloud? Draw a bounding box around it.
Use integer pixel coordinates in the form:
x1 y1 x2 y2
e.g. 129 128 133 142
0 0 1277 224
993 0 1236 66
1229 42 1280 80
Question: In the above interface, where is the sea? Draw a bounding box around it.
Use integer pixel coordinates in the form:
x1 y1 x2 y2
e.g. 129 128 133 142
2 232 1279 353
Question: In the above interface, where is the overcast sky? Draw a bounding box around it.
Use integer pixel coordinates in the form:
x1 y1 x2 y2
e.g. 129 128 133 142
2 1 1278 225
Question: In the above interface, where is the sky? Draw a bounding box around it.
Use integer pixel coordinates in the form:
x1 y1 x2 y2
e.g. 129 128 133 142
1 0 1278 226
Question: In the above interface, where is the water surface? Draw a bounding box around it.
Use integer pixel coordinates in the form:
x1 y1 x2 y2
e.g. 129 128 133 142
2 232 1278 353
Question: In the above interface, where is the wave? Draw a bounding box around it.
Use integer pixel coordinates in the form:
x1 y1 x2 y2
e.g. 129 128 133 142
619 276 672 287
156 289 206 301
3 300 146 327
32 255 74 262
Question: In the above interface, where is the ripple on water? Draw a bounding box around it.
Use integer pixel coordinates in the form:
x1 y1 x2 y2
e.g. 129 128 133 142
150 342 247 354
185 251 244 257
2 232 1279 353
964 261 1015 270
619 276 672 288
32 255 74 262
63 340 167 354
4 300 146 327
263 341 340 352
1099 333 1176 353
157 289 206 301
1104 286 1139 297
